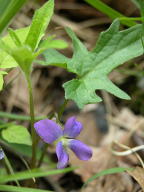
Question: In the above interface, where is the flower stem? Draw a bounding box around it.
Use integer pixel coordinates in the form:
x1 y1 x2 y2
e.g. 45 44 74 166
58 99 68 121
26 74 37 169
37 143 48 168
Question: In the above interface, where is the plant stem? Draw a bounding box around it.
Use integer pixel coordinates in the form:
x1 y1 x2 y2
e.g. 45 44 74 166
58 99 68 121
26 75 37 169
37 144 48 168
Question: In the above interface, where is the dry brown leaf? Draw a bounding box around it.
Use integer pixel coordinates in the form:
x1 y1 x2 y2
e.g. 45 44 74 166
127 167 144 191
113 108 144 131
78 147 133 192
69 147 112 181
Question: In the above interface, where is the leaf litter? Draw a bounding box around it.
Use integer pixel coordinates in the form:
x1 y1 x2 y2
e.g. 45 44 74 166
1 0 144 191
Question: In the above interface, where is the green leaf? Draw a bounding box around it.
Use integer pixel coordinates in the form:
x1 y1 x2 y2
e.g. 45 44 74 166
39 36 68 50
40 49 69 68
84 0 136 27
62 20 144 108
25 0 54 51
0 71 7 91
3 27 29 48
0 167 75 183
0 185 53 192
0 122 14 130
0 27 30 69
35 36 68 57
2 125 32 145
84 167 133 187
0 51 18 68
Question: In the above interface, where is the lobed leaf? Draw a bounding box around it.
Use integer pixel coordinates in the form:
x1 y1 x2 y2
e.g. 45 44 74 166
41 49 69 69
60 20 144 108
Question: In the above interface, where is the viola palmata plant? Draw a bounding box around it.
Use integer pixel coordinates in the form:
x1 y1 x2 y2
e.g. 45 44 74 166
0 0 144 190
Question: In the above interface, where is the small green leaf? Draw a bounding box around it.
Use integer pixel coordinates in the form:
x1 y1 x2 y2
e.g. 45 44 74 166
2 125 32 145
84 167 133 187
60 21 144 108
39 38 68 50
35 36 68 57
0 27 30 69
0 71 7 91
25 0 54 51
45 39 68 49
0 185 53 192
41 49 69 69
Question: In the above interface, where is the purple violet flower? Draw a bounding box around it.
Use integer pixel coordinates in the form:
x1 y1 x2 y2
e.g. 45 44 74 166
34 116 92 169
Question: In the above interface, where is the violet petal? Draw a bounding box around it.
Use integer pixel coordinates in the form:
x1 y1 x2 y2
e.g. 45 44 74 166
0 149 4 160
56 141 69 169
69 139 92 160
63 116 83 138
34 119 62 144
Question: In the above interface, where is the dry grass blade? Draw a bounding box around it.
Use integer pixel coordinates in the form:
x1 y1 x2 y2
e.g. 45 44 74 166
127 167 144 191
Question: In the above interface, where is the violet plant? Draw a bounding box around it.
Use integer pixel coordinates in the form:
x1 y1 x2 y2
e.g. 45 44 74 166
0 0 144 190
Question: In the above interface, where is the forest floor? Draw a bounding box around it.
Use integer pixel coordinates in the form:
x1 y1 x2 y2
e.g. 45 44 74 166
1 0 144 191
